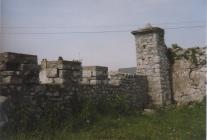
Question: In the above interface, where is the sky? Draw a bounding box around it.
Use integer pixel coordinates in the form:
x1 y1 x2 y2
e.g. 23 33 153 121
0 0 206 70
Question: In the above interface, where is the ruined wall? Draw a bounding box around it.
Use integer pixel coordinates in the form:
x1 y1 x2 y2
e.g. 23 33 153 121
0 52 148 127
82 66 108 85
0 26 206 129
0 74 148 108
0 75 148 128
131 25 171 106
0 52 39 84
39 58 82 84
169 46 206 105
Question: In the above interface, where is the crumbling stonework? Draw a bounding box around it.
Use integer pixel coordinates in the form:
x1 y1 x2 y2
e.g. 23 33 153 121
0 52 39 84
168 46 206 105
0 25 206 129
82 66 108 85
131 24 171 106
0 52 148 127
39 57 82 84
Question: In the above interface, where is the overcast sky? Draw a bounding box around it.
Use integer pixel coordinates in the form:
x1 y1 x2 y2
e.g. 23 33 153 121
0 0 206 70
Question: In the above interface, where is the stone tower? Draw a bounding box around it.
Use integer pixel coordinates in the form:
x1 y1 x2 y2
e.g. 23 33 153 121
131 24 171 106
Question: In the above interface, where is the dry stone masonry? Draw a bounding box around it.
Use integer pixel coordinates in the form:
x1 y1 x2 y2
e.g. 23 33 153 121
0 53 148 126
82 66 108 85
0 52 39 84
0 25 206 126
131 24 172 106
39 57 82 84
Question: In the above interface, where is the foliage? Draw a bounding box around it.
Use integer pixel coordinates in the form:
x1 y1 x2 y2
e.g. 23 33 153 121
2 101 205 140
183 48 198 66
168 44 200 65
0 92 134 135
171 43 182 50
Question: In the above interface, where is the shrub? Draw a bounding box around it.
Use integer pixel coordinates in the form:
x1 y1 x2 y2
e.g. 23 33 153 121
1 92 136 134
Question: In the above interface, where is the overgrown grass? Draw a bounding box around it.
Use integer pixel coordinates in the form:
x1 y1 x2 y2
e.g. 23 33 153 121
4 102 206 140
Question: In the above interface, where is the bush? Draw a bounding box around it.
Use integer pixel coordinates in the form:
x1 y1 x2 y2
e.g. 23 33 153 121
1 92 137 135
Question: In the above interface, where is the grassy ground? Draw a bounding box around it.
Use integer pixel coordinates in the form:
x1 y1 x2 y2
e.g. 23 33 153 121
5 102 206 140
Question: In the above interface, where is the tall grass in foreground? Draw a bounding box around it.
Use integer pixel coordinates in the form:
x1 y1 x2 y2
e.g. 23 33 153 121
4 102 206 140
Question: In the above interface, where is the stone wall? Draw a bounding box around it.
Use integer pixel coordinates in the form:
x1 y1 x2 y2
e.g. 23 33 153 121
39 57 82 84
0 52 39 84
0 73 148 108
0 74 148 107
168 46 206 105
0 25 206 128
131 24 171 106
0 52 148 126
82 66 108 85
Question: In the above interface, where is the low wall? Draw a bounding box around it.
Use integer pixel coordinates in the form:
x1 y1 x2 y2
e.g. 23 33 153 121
0 74 148 128
0 75 148 107
0 52 149 129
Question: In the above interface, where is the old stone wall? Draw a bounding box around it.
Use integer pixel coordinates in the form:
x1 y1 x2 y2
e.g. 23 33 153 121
169 46 206 105
39 58 82 84
0 75 148 108
82 66 108 85
0 25 206 129
0 52 39 84
0 52 148 126
0 75 148 127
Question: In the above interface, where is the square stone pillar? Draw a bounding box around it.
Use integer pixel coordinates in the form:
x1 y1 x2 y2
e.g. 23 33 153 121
131 24 171 106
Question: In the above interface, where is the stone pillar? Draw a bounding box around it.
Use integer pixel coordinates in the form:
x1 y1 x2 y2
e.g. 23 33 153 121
131 24 171 106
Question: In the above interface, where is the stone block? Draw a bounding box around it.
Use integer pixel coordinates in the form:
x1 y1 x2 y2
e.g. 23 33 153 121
142 109 155 115
20 64 38 72
0 76 23 84
73 71 82 77
0 71 18 76
44 61 81 70
0 52 37 64
0 63 20 71
46 69 58 78
0 64 7 71
53 78 65 84
83 70 92 77
58 70 71 78
82 78 90 84
23 77 39 84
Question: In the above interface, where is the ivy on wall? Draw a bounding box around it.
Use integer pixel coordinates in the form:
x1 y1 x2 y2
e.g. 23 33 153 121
167 44 205 66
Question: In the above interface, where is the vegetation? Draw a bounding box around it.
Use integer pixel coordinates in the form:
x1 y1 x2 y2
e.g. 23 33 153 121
168 44 201 65
1 101 205 140
0 93 139 137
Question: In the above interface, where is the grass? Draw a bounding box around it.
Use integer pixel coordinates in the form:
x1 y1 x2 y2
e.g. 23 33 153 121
3 102 206 140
